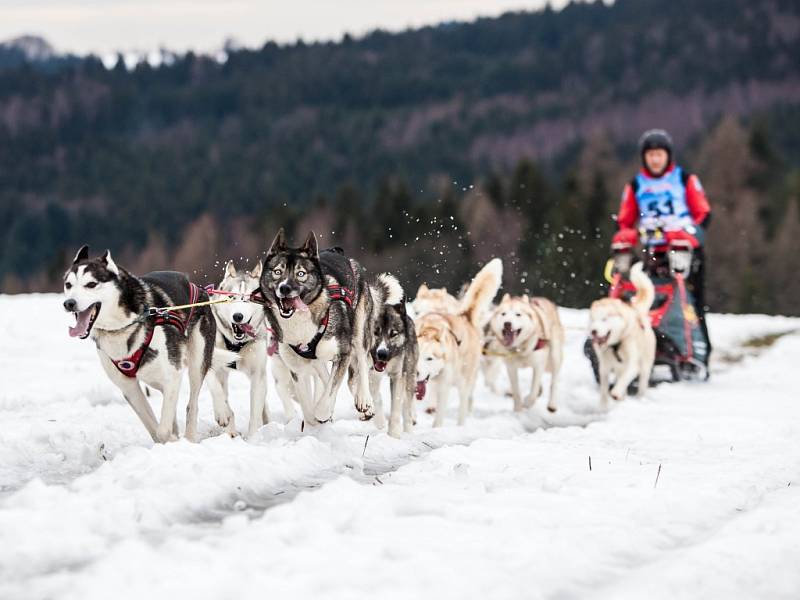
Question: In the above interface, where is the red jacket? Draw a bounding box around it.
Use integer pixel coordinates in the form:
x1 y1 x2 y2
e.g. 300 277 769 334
617 164 711 230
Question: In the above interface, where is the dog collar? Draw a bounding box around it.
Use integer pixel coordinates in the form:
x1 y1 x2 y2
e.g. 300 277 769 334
222 333 249 353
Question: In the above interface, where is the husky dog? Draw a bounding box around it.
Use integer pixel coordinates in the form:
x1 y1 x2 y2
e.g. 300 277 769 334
589 262 656 406
414 258 502 426
62 246 223 442
260 229 375 424
413 282 504 396
363 274 418 438
410 283 460 318
207 260 294 438
486 294 565 412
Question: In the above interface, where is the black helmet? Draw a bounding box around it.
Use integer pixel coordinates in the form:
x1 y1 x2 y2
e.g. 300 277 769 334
639 129 673 163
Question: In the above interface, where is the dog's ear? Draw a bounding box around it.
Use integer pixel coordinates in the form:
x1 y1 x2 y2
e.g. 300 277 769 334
249 260 262 279
417 283 428 295
301 231 319 258
395 298 407 316
267 228 287 256
225 260 237 278
522 294 529 303
100 250 120 276
72 245 89 265
501 293 511 303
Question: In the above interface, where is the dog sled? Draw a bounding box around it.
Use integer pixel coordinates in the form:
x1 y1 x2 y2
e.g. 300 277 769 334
584 226 710 384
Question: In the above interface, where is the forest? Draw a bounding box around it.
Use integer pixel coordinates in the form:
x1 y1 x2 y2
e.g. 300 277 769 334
1 0 798 314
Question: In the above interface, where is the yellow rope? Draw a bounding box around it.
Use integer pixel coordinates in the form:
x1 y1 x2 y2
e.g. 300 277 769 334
150 296 236 314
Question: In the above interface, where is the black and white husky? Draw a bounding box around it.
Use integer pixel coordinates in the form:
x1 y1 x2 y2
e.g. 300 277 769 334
207 260 295 438
62 246 225 442
260 229 376 424
365 276 419 438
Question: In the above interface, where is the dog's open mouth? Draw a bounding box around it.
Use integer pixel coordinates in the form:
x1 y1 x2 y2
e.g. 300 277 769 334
502 326 521 347
69 302 101 339
415 375 429 400
232 322 256 341
373 359 387 372
592 332 610 346
232 323 246 341
276 295 308 319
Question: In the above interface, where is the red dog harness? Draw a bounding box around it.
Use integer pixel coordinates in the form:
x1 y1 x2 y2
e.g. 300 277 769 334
288 279 355 359
111 282 201 378
326 283 354 306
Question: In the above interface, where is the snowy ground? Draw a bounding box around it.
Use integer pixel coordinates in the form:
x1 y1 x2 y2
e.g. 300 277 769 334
1 293 799 600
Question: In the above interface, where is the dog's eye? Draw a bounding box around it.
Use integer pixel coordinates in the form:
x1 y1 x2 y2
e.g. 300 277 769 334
389 330 398 338
426 356 433 361
65 282 72 289
296 270 307 279
85 282 98 289
515 312 521 317
272 268 282 277
501 312 507 317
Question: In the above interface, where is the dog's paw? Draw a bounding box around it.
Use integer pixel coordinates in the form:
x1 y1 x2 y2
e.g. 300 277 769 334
359 411 375 422
215 406 235 428
313 405 334 424
354 398 374 415
610 390 624 402
425 407 436 415
155 425 174 444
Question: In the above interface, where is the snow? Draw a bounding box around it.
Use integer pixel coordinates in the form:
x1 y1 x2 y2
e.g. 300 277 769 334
1 293 799 599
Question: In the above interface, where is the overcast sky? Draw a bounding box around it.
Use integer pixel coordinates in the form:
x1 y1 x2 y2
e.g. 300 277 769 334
0 0 567 56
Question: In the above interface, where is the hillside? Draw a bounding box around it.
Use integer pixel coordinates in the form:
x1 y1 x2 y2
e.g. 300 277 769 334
1 0 799 312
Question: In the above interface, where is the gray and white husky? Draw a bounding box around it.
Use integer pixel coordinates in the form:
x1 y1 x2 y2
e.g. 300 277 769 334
62 245 226 442
365 276 419 438
207 260 295 438
260 229 376 425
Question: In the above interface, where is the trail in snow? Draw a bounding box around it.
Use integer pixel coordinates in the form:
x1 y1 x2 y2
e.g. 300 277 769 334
0 294 799 600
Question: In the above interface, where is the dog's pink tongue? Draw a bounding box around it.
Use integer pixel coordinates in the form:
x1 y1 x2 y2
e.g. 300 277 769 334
291 296 309 312
267 336 278 356
240 323 256 337
415 380 427 401
502 328 515 347
68 306 93 338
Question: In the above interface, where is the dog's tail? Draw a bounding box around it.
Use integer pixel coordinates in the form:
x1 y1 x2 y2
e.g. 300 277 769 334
629 262 655 319
373 273 404 306
459 258 503 327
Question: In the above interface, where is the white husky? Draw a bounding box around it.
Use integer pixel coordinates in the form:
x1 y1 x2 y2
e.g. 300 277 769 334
589 262 657 406
414 259 503 426
486 294 564 413
208 260 295 438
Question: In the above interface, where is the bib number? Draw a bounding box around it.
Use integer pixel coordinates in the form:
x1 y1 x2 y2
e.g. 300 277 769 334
646 198 675 218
